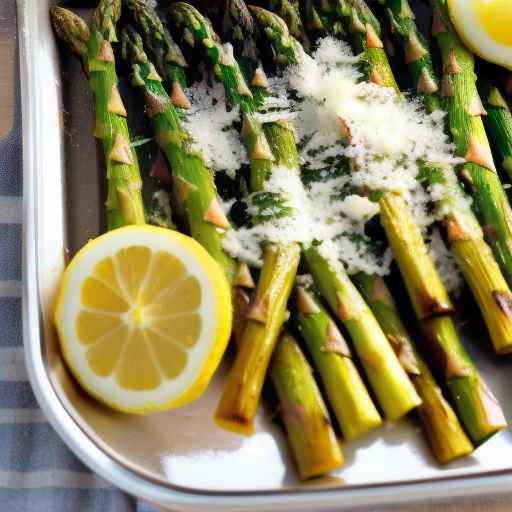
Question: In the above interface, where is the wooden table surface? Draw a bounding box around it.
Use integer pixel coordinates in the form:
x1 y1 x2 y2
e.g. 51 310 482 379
0 11 15 137
4 6 510 512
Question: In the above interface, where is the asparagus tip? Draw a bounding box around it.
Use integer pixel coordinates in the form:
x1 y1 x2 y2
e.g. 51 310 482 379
50 6 90 59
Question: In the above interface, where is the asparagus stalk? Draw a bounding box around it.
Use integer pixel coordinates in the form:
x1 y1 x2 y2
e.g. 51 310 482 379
301 247 421 420
70 0 146 228
478 74 512 180
294 278 382 441
375 0 440 111
375 0 512 355
258 0 507 443
355 274 473 462
52 4 181 232
301 0 331 38
217 244 301 436
269 332 344 478
218 0 421 421
51 4 90 67
53 4 177 231
421 314 507 444
120 25 237 282
426 0 512 288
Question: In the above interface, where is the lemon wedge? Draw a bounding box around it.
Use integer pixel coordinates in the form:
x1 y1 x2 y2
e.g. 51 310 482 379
449 0 512 70
55 225 232 413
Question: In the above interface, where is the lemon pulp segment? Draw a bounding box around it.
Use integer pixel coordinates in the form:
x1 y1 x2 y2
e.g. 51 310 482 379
474 0 512 47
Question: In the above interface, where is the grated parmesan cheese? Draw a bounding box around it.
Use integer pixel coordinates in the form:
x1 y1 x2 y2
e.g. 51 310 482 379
221 165 387 275
337 194 379 222
253 111 297 125
283 38 465 233
184 81 247 178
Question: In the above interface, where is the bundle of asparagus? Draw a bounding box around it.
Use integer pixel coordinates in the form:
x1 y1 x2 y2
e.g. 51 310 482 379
51 0 509 480
373 0 512 357
222 0 471 461
166 2 424 435
253 0 505 444
426 1 512 289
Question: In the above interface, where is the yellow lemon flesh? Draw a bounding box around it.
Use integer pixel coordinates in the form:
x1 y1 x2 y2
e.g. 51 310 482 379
476 0 512 47
55 225 232 413
449 0 512 70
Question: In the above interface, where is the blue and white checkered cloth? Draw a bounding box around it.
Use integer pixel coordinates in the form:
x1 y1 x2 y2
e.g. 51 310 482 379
0 2 158 510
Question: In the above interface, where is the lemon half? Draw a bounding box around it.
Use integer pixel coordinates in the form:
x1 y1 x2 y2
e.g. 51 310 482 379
449 0 512 70
55 225 232 413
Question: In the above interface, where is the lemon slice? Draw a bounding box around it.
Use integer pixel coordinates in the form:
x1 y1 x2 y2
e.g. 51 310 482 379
449 0 512 70
55 225 232 413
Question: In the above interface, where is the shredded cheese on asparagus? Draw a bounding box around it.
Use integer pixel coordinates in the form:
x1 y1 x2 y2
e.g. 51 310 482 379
184 81 247 179
186 38 470 292
285 38 465 233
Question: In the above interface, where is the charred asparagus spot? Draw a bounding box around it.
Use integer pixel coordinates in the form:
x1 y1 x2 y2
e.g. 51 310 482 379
257 0 507 443
52 1 145 229
269 332 344 479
